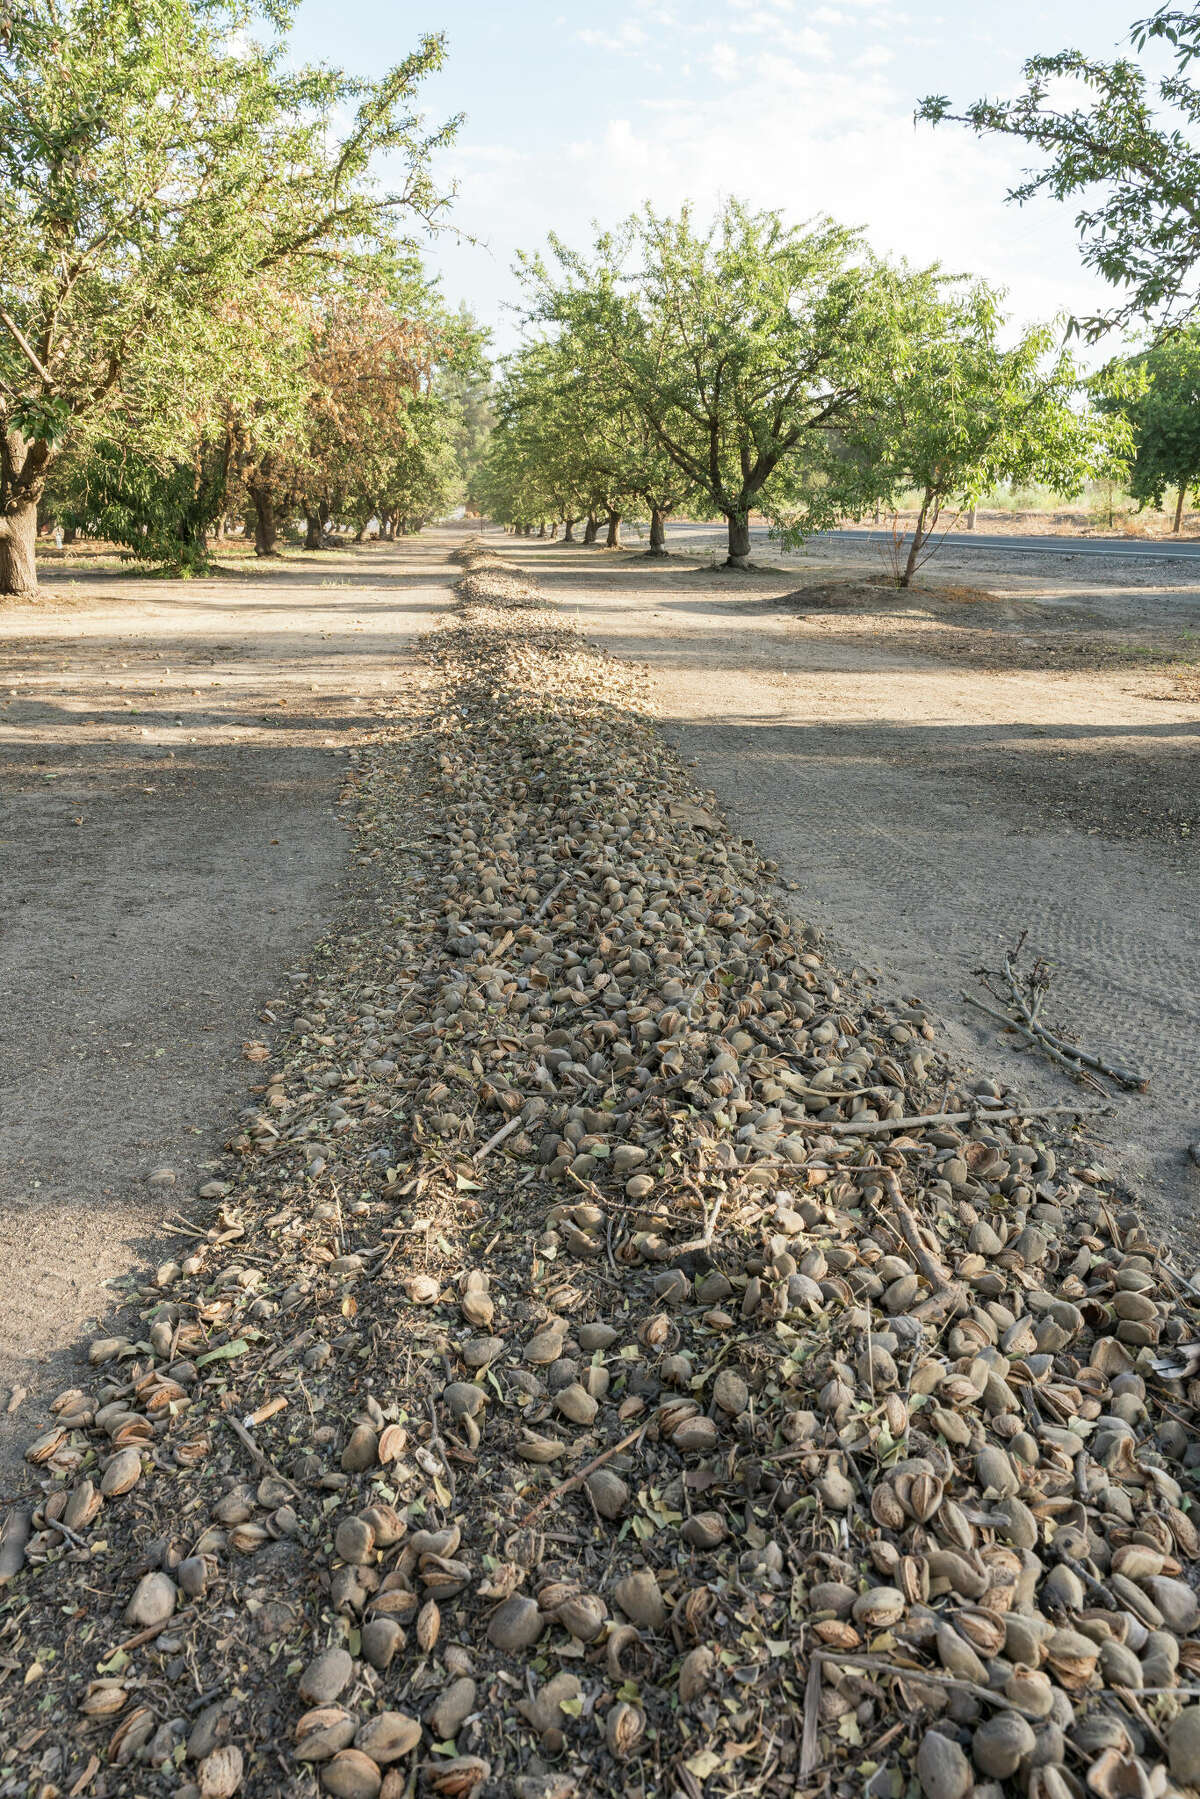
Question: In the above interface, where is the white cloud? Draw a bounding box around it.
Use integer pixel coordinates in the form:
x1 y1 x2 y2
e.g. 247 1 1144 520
704 41 741 79
420 0 1116 359
576 21 648 51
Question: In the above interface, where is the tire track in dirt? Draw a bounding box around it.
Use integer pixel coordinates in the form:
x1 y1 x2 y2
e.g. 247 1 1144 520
669 723 1200 1232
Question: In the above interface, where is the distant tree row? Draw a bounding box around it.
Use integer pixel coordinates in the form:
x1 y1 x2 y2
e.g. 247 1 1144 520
473 202 1118 581
0 0 484 594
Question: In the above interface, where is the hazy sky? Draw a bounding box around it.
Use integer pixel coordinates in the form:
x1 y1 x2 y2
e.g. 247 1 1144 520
291 1 1144 352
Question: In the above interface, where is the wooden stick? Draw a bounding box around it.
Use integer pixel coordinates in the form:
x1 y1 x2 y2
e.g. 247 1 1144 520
112 1607 196 1656
748 1100 1109 1152
532 874 570 922
244 1395 287 1429
517 1423 647 1528
999 962 1146 1092
473 1112 523 1164
672 1192 724 1256
870 1168 951 1289
809 1647 1041 1716
223 1414 301 1497
967 989 1109 1093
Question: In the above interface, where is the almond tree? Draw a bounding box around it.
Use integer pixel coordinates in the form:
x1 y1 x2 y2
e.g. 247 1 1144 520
524 201 912 566
814 277 1117 585
1095 328 1200 529
919 6 1200 339
0 0 458 593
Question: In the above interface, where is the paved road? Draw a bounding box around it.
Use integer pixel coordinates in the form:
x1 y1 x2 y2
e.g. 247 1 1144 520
664 520 1200 562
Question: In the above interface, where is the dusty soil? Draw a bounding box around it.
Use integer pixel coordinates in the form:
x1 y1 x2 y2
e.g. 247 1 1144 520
0 539 454 1483
2 521 1198 1473
501 530 1200 1242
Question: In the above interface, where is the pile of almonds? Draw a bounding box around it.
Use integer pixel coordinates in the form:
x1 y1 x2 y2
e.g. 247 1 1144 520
1 535 1199 1799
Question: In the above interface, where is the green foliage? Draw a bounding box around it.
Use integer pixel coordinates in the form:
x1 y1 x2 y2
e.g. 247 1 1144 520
828 276 1116 581
1095 327 1200 521
439 308 496 494
380 394 464 527
918 6 1200 337
516 200 953 562
0 0 459 588
52 437 230 573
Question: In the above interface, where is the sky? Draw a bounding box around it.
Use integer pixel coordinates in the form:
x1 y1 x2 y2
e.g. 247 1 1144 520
290 0 1145 355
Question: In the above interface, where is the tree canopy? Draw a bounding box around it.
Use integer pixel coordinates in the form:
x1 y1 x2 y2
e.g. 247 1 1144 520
0 0 461 591
1096 327 1200 529
520 202 923 565
833 279 1114 584
482 200 1106 577
918 6 1200 339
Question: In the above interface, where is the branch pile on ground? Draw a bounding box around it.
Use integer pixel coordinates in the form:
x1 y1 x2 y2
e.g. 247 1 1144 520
4 540 1200 1799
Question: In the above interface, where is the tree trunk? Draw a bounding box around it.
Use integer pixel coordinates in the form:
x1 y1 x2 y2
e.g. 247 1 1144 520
726 512 752 566
1174 482 1187 534
583 513 599 545
965 504 977 531
605 512 622 548
900 530 923 588
649 507 669 554
304 512 324 550
213 514 226 543
354 522 367 543
251 487 278 556
0 497 39 596
538 521 547 538
900 497 934 588
562 517 577 543
63 524 77 544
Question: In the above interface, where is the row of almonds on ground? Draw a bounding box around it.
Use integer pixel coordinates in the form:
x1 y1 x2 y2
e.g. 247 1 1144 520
1 536 1199 1799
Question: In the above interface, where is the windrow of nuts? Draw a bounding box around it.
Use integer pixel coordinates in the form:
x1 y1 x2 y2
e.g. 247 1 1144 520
2 539 1199 1799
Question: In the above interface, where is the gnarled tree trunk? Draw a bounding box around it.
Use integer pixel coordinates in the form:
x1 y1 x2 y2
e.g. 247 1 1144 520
304 512 323 550
649 507 669 554
583 513 599 545
562 516 577 543
726 512 751 566
605 511 622 548
252 489 279 556
0 496 39 596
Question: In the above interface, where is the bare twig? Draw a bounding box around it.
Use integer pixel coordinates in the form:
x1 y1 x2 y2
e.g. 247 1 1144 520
747 1100 1108 1153
473 1113 523 1164
517 1423 647 1528
970 946 1148 1094
224 1415 301 1497
532 873 570 922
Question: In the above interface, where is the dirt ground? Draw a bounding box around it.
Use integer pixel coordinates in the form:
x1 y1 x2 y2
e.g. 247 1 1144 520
2 523 1199 1480
498 528 1200 1244
0 540 454 1483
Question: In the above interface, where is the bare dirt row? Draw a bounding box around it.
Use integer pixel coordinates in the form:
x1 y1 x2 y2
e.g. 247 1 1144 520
2 540 1200 1799
0 542 448 1478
